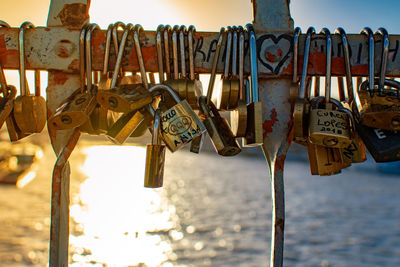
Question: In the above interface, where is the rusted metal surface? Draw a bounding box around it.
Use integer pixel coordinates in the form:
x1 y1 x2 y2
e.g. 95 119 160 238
1 26 400 77
47 1 90 266
253 0 293 267
49 128 81 267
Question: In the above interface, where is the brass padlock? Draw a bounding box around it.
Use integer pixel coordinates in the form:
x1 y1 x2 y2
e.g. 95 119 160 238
199 96 241 156
79 23 112 135
218 27 231 110
335 27 367 163
289 27 301 105
149 84 205 152
293 27 314 145
307 143 348 176
12 22 47 135
97 24 153 114
48 23 97 130
0 54 17 129
106 24 153 144
308 28 352 148
144 108 166 188
230 26 248 138
243 24 263 147
227 26 240 110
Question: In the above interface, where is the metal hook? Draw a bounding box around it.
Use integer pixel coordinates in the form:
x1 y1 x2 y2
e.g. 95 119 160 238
376 27 389 96
156 25 165 82
299 27 315 100
179 25 187 78
361 27 375 96
133 24 149 89
163 25 172 79
320 28 332 104
19 22 34 96
188 25 196 81
85 23 100 94
293 27 301 84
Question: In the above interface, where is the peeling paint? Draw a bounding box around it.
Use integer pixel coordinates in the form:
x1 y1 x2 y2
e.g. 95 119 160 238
263 108 278 138
57 4 88 28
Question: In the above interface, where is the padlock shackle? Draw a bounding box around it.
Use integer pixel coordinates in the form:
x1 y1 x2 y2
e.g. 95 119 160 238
79 23 89 92
179 25 187 78
292 27 301 84
85 23 100 94
238 26 245 101
112 22 126 57
102 24 114 76
247 23 258 103
19 21 34 96
147 83 181 116
206 27 225 104
152 109 162 145
188 25 196 81
360 27 375 96
335 27 355 103
172 25 180 80
231 26 238 77
320 28 332 104
0 22 9 95
198 96 211 117
376 28 389 95
163 25 172 79
223 27 233 78
156 25 165 83
133 24 149 89
299 27 315 100
110 23 133 88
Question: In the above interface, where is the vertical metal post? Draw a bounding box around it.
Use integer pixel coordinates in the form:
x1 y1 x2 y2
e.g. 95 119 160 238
47 1 90 266
252 0 293 266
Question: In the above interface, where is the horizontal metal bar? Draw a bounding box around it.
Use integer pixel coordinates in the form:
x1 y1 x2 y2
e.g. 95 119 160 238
1 27 400 77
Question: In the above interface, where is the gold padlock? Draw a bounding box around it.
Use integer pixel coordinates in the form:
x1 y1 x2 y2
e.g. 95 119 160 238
335 27 367 163
243 24 263 147
48 23 97 130
13 22 47 135
144 108 166 188
230 26 248 138
106 24 153 144
307 143 348 176
149 84 205 152
293 27 314 146
308 28 352 148
199 96 241 156
0 54 17 129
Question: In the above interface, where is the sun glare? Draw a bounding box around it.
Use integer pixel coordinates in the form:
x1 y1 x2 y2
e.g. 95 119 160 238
70 145 178 266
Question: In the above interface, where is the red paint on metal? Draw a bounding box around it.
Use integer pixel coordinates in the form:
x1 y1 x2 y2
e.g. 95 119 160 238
68 59 79 71
263 108 278 138
57 4 88 28
267 52 276 62
53 72 68 85
275 153 286 171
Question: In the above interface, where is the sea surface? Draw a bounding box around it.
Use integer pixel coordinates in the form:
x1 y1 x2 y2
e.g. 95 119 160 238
0 137 400 267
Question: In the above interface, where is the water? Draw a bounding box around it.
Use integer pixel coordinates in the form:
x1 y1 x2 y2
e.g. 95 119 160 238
0 140 400 267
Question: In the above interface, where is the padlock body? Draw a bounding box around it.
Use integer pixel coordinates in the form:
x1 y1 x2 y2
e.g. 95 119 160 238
230 99 247 138
293 98 309 145
308 143 348 176
190 133 206 154
0 92 15 128
218 78 230 110
204 116 241 156
358 91 400 130
13 95 47 134
97 84 152 113
160 99 205 152
340 133 367 164
243 101 263 147
357 123 400 162
164 79 187 101
144 144 166 188
107 110 145 145
186 80 197 109
309 108 351 148
48 91 96 130
228 78 240 110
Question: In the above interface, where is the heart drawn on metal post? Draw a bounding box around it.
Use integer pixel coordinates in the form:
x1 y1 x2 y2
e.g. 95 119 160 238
256 34 292 75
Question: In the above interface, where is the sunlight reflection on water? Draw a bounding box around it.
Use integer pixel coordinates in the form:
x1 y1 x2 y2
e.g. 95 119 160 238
69 145 177 267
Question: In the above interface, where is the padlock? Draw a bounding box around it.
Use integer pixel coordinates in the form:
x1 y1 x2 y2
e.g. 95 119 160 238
12 22 46 135
218 26 231 110
149 84 205 152
48 23 97 130
230 26 248 138
97 24 153 114
190 28 224 153
308 28 352 148
79 23 113 135
0 37 17 129
144 108 166 188
307 143 348 176
289 27 302 105
357 28 400 130
199 96 241 156
227 26 240 110
106 24 153 144
243 24 263 147
335 27 367 163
